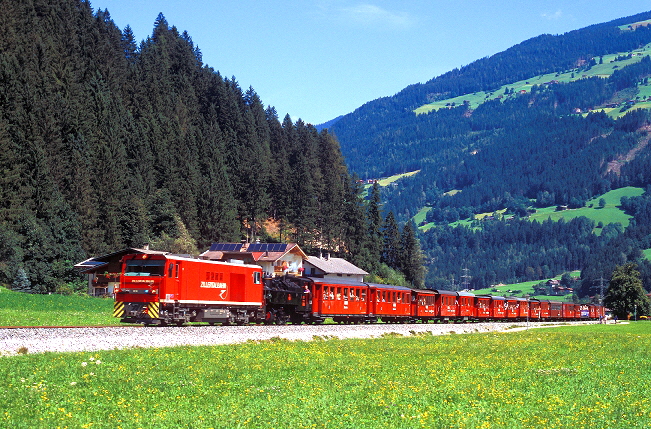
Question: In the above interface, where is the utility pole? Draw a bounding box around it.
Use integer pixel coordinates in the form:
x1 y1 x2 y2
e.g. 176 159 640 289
597 276 607 305
461 268 471 291
449 277 458 291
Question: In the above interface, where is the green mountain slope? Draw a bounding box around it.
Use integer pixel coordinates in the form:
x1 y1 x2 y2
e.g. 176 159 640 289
328 12 651 292
415 43 651 117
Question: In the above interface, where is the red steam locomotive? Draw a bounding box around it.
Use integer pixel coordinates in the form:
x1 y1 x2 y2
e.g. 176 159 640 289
113 252 604 326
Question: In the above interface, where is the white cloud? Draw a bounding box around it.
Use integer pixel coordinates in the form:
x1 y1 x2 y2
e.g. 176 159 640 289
339 3 414 30
541 10 564 20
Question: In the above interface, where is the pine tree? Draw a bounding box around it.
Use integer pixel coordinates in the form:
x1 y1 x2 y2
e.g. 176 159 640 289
367 183 383 271
317 130 348 252
343 176 373 271
12 266 34 293
382 211 401 269
399 221 426 288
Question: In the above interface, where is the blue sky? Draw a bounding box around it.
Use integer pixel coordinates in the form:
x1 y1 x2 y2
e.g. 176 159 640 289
94 1 650 125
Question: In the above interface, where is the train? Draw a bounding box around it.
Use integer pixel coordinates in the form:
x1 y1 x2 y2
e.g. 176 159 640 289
113 252 605 326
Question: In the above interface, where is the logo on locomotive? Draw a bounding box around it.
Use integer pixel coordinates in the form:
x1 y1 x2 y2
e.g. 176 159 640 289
200 281 227 289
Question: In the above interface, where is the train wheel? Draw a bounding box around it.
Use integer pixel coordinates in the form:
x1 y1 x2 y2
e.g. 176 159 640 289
264 310 276 325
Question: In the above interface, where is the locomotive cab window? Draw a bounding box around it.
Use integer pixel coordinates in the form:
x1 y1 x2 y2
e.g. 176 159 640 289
125 259 165 277
253 271 261 284
168 263 174 278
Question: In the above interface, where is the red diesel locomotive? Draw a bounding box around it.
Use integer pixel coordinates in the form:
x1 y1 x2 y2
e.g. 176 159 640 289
114 252 605 325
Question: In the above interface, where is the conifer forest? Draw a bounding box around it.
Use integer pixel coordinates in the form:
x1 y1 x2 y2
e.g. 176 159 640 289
0 1 422 293
3 1 651 298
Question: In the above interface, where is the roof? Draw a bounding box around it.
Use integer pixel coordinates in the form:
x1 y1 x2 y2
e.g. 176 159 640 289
304 256 369 276
432 289 457 296
74 258 107 269
91 247 168 263
366 283 413 291
75 248 168 273
201 242 307 262
306 277 368 287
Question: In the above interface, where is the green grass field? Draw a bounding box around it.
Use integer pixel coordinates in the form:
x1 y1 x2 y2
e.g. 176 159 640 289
362 170 420 197
417 187 644 234
414 44 651 117
471 271 581 300
0 286 116 326
528 187 643 234
1 323 649 428
644 249 651 261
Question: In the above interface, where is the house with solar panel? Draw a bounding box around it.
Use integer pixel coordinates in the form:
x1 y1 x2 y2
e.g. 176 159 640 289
303 255 369 282
200 242 308 278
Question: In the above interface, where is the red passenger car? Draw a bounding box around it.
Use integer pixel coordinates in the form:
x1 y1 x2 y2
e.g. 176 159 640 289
562 302 575 320
539 300 551 320
588 303 604 320
513 297 529 321
504 297 520 320
474 295 492 321
529 299 541 320
309 278 369 324
414 289 437 322
435 290 459 321
457 291 475 321
549 301 563 320
368 284 412 322
489 296 507 320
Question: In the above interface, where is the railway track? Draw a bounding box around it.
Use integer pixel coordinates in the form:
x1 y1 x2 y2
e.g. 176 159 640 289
0 321 594 356
0 325 141 329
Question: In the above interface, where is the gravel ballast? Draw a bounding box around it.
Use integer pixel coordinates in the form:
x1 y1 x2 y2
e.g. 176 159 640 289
0 322 589 356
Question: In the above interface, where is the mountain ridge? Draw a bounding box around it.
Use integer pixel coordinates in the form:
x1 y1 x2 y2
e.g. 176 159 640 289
326 10 651 291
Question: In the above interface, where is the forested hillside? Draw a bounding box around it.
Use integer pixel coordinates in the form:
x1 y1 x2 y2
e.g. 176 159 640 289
328 11 651 295
0 0 421 293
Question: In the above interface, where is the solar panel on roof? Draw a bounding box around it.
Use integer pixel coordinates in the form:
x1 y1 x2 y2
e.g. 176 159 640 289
209 243 243 252
247 243 287 253
246 243 261 252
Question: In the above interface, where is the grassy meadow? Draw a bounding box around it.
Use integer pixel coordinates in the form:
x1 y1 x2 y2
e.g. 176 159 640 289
528 187 644 234
414 43 651 117
416 187 643 235
471 271 581 300
644 248 651 261
0 286 115 326
1 323 650 428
